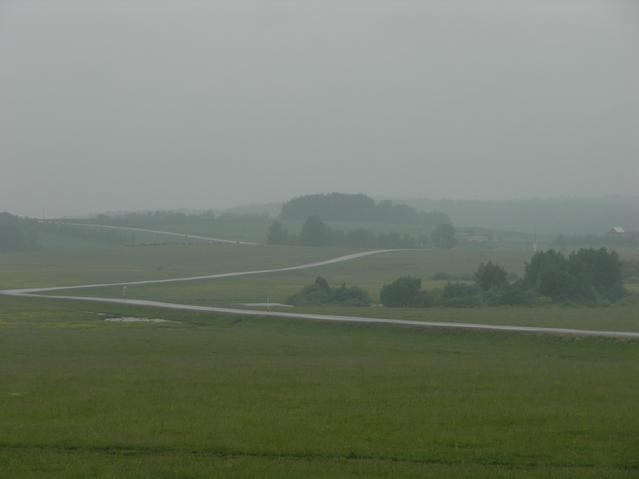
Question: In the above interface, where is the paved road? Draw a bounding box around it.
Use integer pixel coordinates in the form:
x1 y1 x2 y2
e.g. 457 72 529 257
6 292 639 339
2 250 399 295
2 227 638 339
50 221 258 246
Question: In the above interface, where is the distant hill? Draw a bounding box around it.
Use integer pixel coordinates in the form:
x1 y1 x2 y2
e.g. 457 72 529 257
280 193 450 226
398 197 639 236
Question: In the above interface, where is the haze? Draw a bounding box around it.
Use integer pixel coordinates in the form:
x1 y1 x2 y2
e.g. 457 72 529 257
1 0 637 217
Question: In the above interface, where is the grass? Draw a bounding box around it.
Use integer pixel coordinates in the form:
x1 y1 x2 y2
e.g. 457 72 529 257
3 243 639 476
1 296 639 478
0 244 356 289
45 247 639 333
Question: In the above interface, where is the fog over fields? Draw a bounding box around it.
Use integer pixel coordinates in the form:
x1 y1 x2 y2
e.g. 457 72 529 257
1 0 638 217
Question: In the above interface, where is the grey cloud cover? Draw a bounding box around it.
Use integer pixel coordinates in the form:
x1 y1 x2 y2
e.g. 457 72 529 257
1 0 637 216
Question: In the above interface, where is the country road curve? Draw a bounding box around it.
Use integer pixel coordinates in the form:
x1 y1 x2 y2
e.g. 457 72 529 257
46 221 258 246
1 228 638 339
2 249 401 295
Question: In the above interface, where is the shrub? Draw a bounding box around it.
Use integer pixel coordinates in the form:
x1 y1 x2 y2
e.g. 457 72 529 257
439 295 483 308
287 277 371 306
482 283 547 306
474 261 508 291
332 284 372 306
380 277 423 307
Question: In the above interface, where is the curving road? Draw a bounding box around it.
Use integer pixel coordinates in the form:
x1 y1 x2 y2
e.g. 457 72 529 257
49 221 258 246
2 225 638 339
2 250 398 295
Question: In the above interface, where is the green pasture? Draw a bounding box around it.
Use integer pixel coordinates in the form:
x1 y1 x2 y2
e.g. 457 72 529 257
0 244 356 290
1 296 638 478
43 246 639 333
39 247 535 297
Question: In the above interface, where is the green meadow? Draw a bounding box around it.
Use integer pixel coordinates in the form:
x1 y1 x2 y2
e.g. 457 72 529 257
0 244 356 289
39 245 639 334
1 296 639 478
2 242 639 477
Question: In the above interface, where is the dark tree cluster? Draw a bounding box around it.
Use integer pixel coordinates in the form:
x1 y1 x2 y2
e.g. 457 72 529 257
0 213 39 252
524 248 624 302
380 277 426 307
287 277 371 306
280 193 450 225
379 248 627 308
268 217 431 249
474 261 508 291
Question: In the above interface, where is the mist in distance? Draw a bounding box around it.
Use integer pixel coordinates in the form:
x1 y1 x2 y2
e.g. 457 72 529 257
1 0 638 217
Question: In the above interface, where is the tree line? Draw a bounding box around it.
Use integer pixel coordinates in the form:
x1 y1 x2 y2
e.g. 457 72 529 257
286 248 627 308
280 193 450 225
380 248 626 307
0 213 39 252
268 216 457 249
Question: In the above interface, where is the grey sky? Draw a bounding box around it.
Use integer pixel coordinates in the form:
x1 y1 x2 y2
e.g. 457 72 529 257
1 0 637 217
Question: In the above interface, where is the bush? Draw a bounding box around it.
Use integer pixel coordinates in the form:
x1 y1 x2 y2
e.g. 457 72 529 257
380 277 423 307
287 277 371 306
332 284 372 306
482 283 547 306
474 261 508 291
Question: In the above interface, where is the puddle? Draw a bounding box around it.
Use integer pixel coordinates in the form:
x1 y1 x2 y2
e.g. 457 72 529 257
238 303 292 308
104 316 173 323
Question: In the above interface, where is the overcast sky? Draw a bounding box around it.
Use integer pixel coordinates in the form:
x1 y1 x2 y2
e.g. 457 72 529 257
1 0 637 217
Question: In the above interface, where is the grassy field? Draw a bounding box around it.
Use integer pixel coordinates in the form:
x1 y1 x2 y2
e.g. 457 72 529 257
41 246 639 333
1 296 638 478
2 243 639 477
37 247 541 299
0 244 357 290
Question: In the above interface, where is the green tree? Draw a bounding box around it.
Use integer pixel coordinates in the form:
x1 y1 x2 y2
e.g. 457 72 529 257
568 248 622 294
474 261 508 291
431 223 456 249
266 221 288 245
380 277 423 307
524 250 577 301
523 249 624 302
299 216 332 246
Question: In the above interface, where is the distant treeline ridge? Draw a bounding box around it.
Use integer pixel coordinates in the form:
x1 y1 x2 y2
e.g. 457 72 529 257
280 193 450 225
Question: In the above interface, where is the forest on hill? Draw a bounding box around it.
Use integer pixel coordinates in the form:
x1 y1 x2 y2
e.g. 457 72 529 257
280 193 450 225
